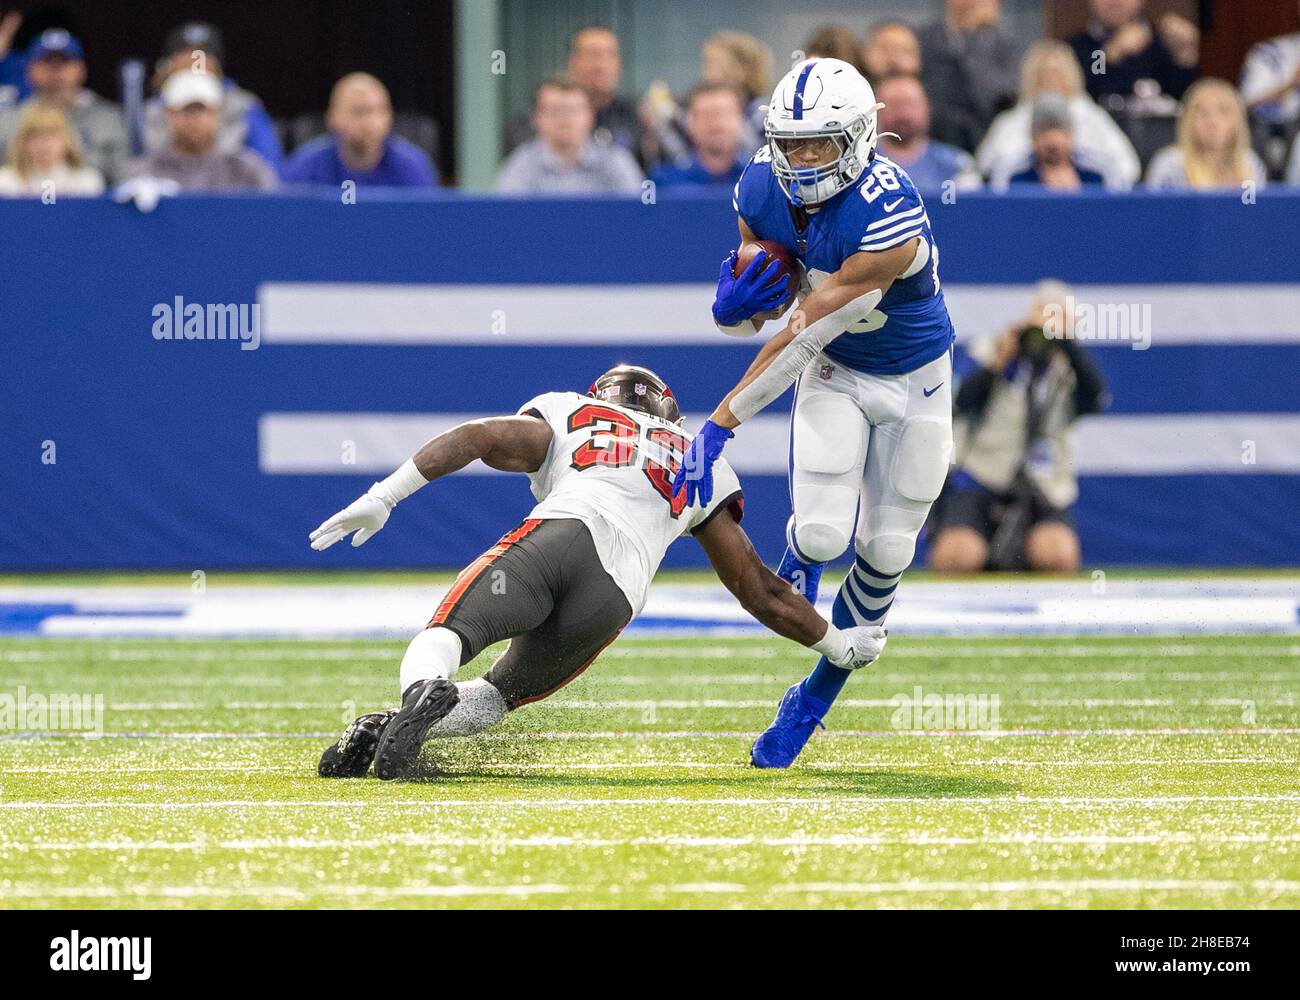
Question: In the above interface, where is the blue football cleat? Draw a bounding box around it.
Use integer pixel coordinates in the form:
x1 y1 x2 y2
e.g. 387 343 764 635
777 546 823 605
750 681 830 768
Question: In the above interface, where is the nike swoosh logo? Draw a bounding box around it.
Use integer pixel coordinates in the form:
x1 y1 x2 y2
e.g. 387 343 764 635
923 382 944 397
883 197 904 211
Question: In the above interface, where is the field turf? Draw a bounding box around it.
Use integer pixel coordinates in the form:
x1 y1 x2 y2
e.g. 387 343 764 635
2 634 1299 908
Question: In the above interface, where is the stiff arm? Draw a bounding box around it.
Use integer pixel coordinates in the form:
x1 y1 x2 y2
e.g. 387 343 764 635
712 236 919 428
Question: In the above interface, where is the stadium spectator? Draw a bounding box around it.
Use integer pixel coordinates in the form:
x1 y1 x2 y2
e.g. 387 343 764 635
1067 0 1199 105
283 73 438 189
876 74 981 194
861 20 922 83
862 17 988 155
801 24 866 76
642 32 769 171
0 29 128 184
1002 93 1110 191
567 26 641 154
1239 6 1300 126
649 83 748 191
918 0 1021 149
126 70 276 192
1146 79 1265 190
505 27 642 159
699 30 771 155
0 101 103 196
143 22 283 175
978 41 1141 189
0 8 25 104
496 77 642 195
928 281 1106 574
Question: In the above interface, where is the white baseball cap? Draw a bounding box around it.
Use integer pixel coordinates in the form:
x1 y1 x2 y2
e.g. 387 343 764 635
162 70 223 109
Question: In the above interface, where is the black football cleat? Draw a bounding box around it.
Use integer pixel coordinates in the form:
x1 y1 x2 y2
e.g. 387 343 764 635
318 710 397 778
374 679 460 781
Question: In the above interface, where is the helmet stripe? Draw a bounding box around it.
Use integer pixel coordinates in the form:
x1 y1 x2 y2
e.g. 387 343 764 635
791 60 817 120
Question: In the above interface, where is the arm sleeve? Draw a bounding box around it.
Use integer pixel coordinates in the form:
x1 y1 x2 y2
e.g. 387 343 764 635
516 393 566 495
516 392 565 422
687 459 744 535
728 285 884 424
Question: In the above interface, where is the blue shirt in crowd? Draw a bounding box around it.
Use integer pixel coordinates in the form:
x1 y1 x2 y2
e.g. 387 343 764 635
887 139 978 195
649 153 747 191
283 134 439 188
1008 161 1106 188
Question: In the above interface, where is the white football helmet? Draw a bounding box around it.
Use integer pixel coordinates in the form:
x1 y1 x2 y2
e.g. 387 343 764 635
765 58 884 206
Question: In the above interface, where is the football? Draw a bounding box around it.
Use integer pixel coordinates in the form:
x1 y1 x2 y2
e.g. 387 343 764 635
734 238 802 311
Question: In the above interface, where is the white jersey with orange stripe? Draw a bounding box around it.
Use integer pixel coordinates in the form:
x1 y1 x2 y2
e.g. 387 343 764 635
518 391 744 613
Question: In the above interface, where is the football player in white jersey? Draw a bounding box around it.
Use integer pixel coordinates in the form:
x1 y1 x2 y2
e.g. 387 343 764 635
673 59 958 768
309 365 887 780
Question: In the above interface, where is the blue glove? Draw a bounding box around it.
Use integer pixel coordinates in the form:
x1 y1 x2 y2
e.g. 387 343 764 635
712 250 791 327
672 419 734 507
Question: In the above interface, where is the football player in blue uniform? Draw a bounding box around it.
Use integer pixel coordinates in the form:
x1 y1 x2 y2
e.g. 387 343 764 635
672 58 957 768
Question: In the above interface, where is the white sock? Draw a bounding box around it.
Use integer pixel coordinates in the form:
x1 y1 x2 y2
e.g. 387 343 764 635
398 627 463 697
425 678 508 738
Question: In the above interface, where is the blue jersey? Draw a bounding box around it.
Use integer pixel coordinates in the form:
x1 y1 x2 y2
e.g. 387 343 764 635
733 148 955 375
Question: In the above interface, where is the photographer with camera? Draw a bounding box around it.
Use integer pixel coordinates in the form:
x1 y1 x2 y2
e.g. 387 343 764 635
928 280 1107 574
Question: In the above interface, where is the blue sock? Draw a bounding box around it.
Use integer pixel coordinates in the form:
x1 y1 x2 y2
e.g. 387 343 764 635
803 658 850 705
801 587 857 705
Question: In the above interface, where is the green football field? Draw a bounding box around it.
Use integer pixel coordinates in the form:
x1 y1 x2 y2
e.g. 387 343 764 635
2 633 1299 909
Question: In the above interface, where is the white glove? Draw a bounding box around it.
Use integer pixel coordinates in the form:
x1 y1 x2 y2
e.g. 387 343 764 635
824 625 888 670
309 491 391 550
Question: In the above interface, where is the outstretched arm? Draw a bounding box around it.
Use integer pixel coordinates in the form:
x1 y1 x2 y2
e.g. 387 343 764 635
410 415 553 479
310 415 552 550
693 509 886 669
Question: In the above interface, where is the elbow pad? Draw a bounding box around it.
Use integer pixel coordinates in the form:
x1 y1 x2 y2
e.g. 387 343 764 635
728 286 884 425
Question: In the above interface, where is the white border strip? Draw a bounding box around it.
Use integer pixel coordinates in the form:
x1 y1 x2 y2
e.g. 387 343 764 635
258 282 1300 345
259 411 1300 475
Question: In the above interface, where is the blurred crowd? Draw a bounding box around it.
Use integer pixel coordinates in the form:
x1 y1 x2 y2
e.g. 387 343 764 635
2 1 1300 197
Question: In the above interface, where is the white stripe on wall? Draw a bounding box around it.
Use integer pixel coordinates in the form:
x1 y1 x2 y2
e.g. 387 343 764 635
259 282 720 343
257 282 1300 345
1074 414 1300 474
259 412 1300 476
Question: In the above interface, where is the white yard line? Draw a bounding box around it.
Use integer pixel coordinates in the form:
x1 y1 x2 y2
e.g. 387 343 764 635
4 757 1293 774
5 794 1300 809
604 644 1300 660
7 726 1300 740
6 643 1299 665
3 879 1297 899
8 832 1300 852
90 696 1300 710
